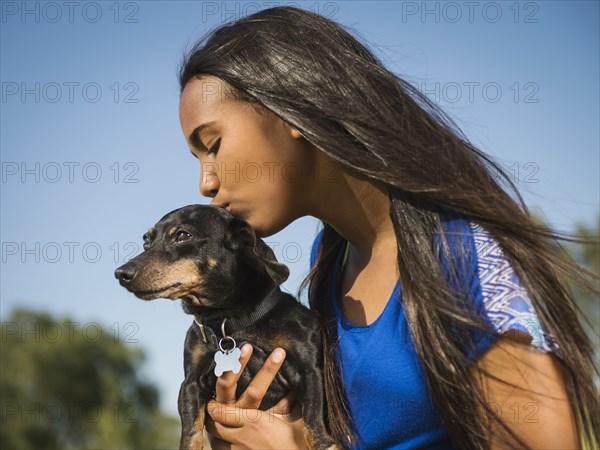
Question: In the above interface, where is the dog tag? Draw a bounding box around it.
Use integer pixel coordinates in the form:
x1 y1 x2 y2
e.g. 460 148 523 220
214 337 241 377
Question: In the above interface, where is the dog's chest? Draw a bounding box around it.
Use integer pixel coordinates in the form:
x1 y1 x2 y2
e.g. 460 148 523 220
187 329 293 408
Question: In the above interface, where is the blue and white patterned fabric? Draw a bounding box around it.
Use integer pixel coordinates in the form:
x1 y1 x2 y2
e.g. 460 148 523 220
309 211 562 449
469 222 562 358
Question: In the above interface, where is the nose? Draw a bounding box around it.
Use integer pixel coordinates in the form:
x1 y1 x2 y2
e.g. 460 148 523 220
199 163 220 197
115 265 136 284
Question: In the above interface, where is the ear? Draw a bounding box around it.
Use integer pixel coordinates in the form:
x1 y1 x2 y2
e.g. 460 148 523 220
283 121 303 140
224 218 290 285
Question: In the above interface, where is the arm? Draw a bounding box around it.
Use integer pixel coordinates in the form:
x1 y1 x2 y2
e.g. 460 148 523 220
205 344 307 450
472 329 579 449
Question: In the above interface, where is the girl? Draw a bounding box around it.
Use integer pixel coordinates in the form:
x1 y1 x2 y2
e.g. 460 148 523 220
177 6 599 449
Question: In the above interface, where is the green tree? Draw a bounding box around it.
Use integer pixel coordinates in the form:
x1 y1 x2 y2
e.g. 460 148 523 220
568 215 600 371
1 309 180 449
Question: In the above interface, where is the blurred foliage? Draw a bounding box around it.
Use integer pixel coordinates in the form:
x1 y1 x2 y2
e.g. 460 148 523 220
567 215 600 368
0 309 180 449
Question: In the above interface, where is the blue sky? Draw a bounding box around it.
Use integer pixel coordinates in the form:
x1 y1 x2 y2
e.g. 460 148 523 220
1 1 598 415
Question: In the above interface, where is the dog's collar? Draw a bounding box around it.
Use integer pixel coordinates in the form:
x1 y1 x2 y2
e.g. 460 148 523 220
193 286 281 350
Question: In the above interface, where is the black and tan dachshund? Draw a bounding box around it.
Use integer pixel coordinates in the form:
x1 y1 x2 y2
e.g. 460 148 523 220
115 204 340 450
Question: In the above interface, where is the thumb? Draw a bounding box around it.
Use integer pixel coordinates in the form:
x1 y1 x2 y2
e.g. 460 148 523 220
271 392 301 420
207 400 245 427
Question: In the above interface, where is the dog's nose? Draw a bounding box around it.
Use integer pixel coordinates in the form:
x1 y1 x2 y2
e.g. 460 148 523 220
115 265 136 283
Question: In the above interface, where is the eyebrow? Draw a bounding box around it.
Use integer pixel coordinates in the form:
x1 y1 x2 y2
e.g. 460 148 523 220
188 121 216 151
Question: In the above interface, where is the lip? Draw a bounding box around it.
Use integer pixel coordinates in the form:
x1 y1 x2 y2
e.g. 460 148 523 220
212 203 230 211
213 202 238 217
128 282 184 300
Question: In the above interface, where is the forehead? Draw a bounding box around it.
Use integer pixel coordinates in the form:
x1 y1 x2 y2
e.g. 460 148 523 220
155 206 229 232
179 76 237 126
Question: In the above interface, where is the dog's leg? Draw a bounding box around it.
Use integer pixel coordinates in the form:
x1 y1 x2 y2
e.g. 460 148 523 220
178 379 206 450
190 407 206 450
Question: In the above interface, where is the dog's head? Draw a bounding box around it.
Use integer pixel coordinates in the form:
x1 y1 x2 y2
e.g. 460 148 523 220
114 204 289 310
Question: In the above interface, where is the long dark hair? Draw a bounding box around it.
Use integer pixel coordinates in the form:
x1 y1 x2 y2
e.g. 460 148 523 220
178 6 599 448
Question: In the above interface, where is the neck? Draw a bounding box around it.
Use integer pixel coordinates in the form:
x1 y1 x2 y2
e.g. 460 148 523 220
183 276 277 320
194 283 282 341
309 160 397 263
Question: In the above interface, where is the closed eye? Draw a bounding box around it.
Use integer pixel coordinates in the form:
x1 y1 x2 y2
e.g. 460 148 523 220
188 138 219 159
206 138 220 156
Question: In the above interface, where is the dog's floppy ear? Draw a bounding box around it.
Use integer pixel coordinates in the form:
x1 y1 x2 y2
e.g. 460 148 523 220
224 218 289 285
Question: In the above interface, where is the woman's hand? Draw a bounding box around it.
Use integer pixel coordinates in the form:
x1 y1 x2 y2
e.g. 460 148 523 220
205 343 307 449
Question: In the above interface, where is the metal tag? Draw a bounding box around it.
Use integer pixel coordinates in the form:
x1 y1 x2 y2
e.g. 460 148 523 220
214 337 241 377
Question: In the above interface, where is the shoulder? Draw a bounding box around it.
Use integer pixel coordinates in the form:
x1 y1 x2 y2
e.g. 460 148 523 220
310 216 562 360
468 223 576 446
468 221 563 359
432 211 562 360
472 327 578 449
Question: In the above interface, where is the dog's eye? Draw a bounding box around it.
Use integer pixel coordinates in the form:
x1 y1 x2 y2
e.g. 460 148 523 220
176 230 192 242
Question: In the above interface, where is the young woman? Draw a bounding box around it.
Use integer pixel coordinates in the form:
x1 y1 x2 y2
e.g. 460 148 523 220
177 6 599 449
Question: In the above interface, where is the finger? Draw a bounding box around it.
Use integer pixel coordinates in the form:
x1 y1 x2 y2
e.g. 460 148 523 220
237 347 286 409
207 418 243 446
205 415 221 437
271 391 297 416
205 416 233 448
214 343 253 403
206 436 230 450
206 422 232 450
207 400 253 428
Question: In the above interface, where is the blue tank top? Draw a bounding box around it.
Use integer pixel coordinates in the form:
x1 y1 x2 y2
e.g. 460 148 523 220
309 212 561 449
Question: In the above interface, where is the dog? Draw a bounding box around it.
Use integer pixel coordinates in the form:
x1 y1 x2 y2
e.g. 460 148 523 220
115 204 339 449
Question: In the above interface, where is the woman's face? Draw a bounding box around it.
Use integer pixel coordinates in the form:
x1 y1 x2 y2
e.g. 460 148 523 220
179 76 320 237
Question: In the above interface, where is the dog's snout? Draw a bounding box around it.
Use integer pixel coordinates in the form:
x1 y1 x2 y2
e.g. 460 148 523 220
115 265 136 283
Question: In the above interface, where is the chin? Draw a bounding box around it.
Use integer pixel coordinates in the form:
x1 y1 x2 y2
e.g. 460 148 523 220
239 214 262 235
252 225 270 238
250 221 278 239
244 213 292 238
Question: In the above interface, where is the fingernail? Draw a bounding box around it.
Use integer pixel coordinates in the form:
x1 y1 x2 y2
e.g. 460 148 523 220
208 403 219 415
241 343 251 357
272 348 285 363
